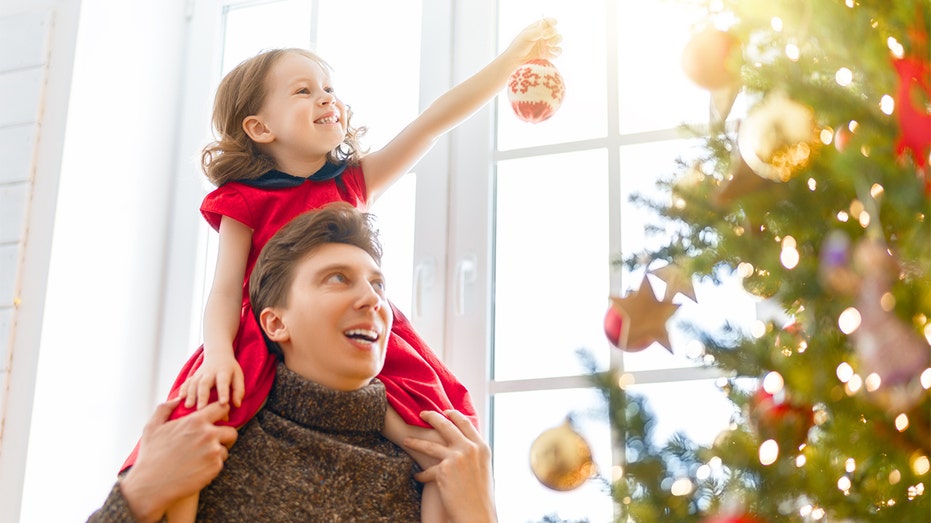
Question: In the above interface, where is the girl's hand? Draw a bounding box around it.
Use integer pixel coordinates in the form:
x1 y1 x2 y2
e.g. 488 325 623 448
179 350 245 410
505 18 563 64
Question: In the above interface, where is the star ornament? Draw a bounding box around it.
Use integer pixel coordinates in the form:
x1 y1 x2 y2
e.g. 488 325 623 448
649 263 697 302
609 277 681 353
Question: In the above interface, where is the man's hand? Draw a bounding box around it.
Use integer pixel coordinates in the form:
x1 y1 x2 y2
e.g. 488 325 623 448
404 410 497 523
119 397 238 523
179 350 245 409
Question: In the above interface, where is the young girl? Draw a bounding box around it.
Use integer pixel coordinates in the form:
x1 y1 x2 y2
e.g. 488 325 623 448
124 18 561 522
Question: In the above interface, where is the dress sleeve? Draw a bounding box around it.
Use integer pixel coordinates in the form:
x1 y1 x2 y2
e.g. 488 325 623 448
340 165 369 208
200 184 255 232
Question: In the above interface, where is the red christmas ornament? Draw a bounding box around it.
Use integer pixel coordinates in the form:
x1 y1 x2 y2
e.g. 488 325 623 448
834 126 852 152
681 27 741 90
507 59 565 123
892 56 931 166
603 303 629 349
748 388 813 449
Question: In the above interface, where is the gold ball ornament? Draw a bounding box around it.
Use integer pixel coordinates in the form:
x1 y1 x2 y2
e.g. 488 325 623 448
738 92 818 182
529 419 595 491
507 59 566 123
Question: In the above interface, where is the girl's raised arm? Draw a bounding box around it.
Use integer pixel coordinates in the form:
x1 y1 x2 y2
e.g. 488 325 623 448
360 18 561 200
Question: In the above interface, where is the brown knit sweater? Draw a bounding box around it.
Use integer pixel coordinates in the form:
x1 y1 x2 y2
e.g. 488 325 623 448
88 364 422 522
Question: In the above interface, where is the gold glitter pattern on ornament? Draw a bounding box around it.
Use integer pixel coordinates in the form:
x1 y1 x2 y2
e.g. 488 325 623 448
529 419 595 491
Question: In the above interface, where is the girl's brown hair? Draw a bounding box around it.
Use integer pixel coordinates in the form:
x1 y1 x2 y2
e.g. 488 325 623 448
201 49 367 186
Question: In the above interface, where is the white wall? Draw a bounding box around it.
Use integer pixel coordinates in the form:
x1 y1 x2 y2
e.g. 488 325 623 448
0 1 80 520
0 1 189 521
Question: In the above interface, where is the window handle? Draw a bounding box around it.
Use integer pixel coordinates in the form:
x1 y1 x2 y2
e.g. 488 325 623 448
454 256 477 316
412 259 435 319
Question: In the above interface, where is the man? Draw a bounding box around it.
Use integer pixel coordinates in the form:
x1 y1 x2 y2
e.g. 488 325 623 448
89 202 496 522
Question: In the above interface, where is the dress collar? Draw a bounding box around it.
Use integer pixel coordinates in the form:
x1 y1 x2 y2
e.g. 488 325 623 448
240 161 348 189
266 363 385 433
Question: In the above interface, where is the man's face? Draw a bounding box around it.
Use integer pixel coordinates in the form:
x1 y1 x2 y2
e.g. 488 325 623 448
270 243 392 391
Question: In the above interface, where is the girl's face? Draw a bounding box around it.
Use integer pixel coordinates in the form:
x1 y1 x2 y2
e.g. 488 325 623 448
254 53 348 170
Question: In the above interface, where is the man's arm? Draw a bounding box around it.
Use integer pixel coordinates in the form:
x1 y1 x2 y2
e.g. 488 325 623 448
87 398 238 523
403 410 497 523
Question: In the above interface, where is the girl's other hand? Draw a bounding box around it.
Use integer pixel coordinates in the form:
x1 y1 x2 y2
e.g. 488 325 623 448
178 351 245 410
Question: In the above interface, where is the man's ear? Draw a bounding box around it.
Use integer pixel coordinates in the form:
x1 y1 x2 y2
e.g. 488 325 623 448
259 307 289 343
243 115 275 144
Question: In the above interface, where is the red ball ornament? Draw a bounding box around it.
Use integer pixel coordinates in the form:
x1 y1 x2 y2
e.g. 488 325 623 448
603 304 629 349
681 27 740 90
834 126 852 152
748 388 813 449
507 59 565 123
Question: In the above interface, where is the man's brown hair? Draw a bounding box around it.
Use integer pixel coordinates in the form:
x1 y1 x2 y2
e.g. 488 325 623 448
249 202 382 358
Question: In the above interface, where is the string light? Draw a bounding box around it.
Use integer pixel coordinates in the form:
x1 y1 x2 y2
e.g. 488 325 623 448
837 475 852 494
760 439 779 465
864 373 881 391
845 458 857 473
880 94 895 115
887 37 905 58
838 307 861 334
912 454 930 475
835 67 853 86
781 236 800 269
836 362 855 382
763 371 785 394
889 469 902 485
845 374 863 394
670 477 693 496
895 414 909 431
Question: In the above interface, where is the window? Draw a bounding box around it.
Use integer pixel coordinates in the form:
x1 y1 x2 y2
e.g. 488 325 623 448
444 1 757 521
180 2 757 521
186 0 423 356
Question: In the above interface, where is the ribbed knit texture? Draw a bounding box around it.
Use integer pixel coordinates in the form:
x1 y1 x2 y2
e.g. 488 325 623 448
88 364 421 522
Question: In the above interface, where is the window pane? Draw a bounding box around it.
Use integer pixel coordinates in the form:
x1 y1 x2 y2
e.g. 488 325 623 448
617 140 758 371
496 0 608 150
616 1 708 133
628 379 737 447
370 175 416 314
203 0 422 318
221 1 313 69
316 0 422 313
315 0 422 150
494 151 611 381
493 388 614 523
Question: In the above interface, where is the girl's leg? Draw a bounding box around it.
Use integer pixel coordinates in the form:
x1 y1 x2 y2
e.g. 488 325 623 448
420 483 446 523
164 492 198 522
383 405 449 523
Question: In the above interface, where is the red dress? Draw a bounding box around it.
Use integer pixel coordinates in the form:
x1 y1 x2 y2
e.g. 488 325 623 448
121 164 476 471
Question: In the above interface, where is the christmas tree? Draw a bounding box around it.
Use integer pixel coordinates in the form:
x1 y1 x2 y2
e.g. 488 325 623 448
530 1 930 521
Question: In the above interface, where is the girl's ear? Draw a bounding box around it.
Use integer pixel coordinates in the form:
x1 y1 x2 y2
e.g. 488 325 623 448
243 115 275 144
259 307 289 343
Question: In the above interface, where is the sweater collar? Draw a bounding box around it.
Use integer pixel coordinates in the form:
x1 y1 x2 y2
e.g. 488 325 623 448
240 161 348 189
266 363 385 433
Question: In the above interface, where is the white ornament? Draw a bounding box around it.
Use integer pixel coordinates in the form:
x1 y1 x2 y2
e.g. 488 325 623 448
506 59 565 123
